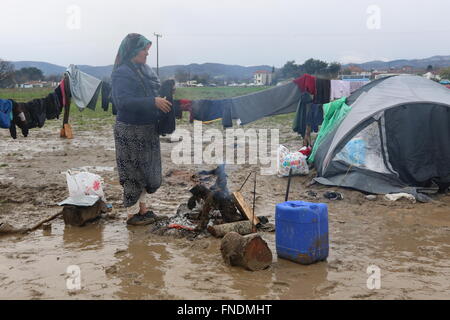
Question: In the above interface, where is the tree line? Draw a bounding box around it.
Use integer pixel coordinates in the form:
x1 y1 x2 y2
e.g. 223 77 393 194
172 58 343 86
276 58 342 81
0 59 60 88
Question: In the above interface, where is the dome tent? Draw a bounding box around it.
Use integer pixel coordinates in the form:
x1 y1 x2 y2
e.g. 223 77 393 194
313 75 450 196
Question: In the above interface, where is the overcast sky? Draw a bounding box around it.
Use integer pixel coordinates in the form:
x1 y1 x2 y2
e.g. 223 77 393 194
1 0 449 67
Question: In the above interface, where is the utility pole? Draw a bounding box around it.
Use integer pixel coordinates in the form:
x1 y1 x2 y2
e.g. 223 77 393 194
154 33 162 76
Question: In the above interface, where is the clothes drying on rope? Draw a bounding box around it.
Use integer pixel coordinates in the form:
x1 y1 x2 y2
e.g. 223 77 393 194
314 78 331 104
66 64 102 111
293 74 316 95
330 80 351 101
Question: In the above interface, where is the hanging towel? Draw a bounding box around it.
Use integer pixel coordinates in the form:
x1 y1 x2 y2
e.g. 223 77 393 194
66 64 102 110
330 80 351 101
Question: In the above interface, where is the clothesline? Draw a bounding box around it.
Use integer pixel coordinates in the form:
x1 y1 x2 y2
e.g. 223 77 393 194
0 64 194 139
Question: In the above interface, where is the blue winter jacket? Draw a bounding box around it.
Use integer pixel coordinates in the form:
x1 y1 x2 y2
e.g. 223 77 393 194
111 63 160 125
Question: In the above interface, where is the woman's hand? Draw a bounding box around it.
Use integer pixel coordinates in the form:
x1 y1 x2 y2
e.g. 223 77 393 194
155 97 172 113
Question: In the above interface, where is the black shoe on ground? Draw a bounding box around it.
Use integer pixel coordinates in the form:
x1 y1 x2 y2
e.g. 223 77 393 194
127 211 156 226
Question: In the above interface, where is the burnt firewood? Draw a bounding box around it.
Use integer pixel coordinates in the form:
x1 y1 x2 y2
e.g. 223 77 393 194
208 220 253 238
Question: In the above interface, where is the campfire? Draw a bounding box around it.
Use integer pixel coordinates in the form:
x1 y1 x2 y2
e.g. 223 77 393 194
149 165 273 239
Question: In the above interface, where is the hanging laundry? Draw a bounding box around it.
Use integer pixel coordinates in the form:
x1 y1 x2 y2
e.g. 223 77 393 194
57 77 69 108
309 97 351 163
101 81 112 112
157 79 176 136
349 81 369 94
43 92 62 120
172 100 182 119
55 83 64 107
293 74 316 95
308 104 324 133
192 99 229 123
230 82 302 126
101 81 118 114
23 99 47 129
222 99 234 128
314 78 331 104
10 100 28 138
330 80 351 101
66 64 102 110
178 99 194 122
292 92 314 137
0 99 13 129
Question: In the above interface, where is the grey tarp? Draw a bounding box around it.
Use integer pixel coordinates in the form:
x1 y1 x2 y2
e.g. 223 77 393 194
229 81 301 125
66 64 102 110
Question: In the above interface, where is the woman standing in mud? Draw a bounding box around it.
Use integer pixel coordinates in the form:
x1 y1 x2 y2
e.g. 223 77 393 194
111 33 172 226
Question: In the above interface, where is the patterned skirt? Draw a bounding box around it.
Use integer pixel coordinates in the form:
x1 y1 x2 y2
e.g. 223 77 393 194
114 121 162 208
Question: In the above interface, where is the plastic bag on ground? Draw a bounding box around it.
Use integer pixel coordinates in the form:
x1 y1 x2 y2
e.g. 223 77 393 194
277 145 309 177
66 170 105 201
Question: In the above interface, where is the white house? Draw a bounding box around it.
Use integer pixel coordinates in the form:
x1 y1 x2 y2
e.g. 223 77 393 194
253 70 272 86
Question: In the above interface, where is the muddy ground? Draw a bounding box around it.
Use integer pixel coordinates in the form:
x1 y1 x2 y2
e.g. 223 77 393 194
0 120 449 300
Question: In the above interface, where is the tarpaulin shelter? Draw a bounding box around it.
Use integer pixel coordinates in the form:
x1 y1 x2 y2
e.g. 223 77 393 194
313 75 450 195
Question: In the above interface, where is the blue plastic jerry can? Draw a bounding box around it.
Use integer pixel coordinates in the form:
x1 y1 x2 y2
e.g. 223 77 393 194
275 201 329 265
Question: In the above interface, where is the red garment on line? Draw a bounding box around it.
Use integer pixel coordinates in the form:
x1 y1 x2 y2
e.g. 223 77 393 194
179 99 194 123
293 74 316 95
60 78 67 107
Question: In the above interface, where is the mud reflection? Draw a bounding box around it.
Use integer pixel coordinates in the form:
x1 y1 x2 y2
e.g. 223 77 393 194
112 228 167 300
63 222 104 251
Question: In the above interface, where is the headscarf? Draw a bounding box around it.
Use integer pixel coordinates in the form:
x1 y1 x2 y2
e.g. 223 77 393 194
113 33 152 71
113 33 160 95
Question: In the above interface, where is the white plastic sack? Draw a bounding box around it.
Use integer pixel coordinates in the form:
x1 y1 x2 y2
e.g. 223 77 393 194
277 145 309 177
384 193 416 204
66 171 105 201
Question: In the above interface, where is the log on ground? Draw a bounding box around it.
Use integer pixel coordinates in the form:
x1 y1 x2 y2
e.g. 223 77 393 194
208 220 253 238
220 232 273 271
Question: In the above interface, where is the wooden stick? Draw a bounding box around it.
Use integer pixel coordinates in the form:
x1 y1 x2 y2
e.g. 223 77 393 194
238 171 253 192
252 172 257 232
26 211 63 233
232 192 260 226
0 211 63 235
285 168 293 202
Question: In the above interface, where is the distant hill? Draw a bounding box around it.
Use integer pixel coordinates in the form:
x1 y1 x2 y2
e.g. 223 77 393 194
12 55 450 80
13 61 66 77
343 55 450 71
12 61 272 81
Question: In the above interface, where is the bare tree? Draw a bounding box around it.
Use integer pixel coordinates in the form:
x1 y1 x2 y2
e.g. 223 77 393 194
0 59 15 87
